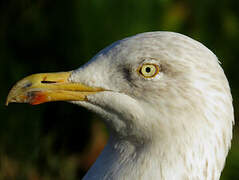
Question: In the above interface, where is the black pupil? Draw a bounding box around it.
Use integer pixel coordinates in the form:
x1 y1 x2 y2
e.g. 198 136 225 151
145 67 151 73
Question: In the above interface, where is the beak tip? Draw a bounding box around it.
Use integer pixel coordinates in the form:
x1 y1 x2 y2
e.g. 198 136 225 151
5 97 14 106
5 95 11 106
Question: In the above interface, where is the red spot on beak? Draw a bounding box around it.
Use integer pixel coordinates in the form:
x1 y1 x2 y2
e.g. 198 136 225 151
29 92 47 105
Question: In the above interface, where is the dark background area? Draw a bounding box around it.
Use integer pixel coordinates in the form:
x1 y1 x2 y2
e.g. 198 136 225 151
0 0 238 179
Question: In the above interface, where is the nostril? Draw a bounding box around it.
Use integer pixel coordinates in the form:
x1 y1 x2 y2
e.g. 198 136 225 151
41 81 57 84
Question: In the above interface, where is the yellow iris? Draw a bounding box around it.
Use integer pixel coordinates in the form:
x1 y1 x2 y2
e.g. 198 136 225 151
139 64 159 78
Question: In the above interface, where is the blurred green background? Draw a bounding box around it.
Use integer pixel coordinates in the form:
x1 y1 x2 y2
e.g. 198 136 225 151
0 0 238 179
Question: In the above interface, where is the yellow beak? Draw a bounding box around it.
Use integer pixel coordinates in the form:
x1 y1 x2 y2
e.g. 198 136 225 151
6 71 104 105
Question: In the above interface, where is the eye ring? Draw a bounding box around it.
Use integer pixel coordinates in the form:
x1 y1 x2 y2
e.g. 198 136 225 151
138 63 160 78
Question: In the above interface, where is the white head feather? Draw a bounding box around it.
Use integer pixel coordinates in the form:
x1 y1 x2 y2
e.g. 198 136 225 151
69 32 234 180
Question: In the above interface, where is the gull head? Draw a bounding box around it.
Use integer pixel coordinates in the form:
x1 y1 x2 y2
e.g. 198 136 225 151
6 32 234 179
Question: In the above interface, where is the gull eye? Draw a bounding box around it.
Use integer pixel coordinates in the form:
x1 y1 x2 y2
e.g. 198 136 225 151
139 64 159 78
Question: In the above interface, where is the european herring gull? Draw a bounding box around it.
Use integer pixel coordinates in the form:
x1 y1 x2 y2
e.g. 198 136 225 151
6 32 234 180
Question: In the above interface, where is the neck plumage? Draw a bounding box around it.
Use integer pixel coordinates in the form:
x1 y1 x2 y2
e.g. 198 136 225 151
83 132 226 180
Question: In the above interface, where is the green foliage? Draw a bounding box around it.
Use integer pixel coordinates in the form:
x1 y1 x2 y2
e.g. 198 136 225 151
0 0 238 179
